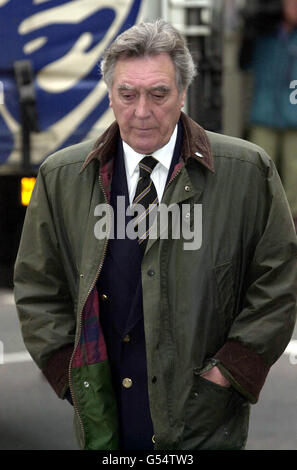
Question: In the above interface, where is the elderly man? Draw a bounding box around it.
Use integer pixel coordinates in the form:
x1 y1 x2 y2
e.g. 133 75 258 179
14 20 297 451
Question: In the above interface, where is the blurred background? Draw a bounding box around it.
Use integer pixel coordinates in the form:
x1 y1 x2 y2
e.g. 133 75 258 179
0 0 296 450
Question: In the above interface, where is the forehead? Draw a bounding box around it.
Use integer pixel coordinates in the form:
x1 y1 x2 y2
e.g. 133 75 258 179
112 53 177 89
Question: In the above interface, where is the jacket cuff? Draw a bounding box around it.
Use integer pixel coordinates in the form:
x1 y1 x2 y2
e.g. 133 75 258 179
214 340 270 404
42 344 74 398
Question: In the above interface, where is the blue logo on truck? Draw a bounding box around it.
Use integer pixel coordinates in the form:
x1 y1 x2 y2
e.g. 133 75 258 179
0 0 142 165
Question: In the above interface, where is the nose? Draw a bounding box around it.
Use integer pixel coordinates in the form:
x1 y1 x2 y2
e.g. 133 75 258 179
134 94 151 119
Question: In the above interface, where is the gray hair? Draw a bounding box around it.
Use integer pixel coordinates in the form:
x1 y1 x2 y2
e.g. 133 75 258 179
100 19 197 93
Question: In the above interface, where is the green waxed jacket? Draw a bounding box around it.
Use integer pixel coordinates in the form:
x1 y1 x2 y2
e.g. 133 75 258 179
14 113 297 450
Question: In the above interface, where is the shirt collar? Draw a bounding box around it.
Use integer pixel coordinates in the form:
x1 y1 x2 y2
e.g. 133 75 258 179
80 113 214 174
123 125 178 177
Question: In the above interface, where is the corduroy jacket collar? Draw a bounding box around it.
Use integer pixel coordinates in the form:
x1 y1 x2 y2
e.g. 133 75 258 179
80 112 214 173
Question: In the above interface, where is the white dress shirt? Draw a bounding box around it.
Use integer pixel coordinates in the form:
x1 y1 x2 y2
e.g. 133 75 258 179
122 125 178 205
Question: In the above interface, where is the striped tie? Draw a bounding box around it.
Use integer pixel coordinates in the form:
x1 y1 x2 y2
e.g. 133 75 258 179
132 156 159 252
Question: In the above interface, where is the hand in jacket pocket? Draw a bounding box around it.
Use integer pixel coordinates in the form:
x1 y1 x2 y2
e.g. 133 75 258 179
200 366 231 388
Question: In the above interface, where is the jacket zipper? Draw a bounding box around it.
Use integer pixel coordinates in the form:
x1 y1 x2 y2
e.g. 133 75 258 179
164 162 184 194
68 173 111 448
68 163 183 446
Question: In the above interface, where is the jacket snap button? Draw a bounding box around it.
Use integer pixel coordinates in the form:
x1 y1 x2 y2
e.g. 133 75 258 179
122 378 133 389
193 367 200 375
80 274 84 278
101 293 108 301
83 381 89 388
184 185 190 192
147 269 155 277
123 334 131 343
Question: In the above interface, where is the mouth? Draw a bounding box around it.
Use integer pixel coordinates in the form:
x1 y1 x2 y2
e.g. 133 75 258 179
134 127 155 132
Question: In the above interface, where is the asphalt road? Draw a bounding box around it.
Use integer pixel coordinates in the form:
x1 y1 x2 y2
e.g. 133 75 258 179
0 288 296 450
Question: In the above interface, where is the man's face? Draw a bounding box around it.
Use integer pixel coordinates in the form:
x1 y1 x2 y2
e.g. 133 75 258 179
109 53 186 155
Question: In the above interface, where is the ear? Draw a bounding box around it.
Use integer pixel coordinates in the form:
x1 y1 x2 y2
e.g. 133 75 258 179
108 92 113 108
180 89 187 108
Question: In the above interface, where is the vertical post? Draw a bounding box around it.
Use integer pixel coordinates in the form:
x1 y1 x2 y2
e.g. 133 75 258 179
21 107 31 171
13 60 40 172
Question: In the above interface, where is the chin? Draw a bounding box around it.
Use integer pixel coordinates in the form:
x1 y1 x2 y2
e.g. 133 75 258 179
131 142 158 155
133 136 169 155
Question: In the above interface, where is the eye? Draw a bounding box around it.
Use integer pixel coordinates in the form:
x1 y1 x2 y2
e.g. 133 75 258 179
119 92 135 101
151 89 169 101
152 93 166 101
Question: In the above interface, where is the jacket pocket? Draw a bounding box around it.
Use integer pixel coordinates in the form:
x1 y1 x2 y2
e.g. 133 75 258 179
182 374 234 449
182 370 250 450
